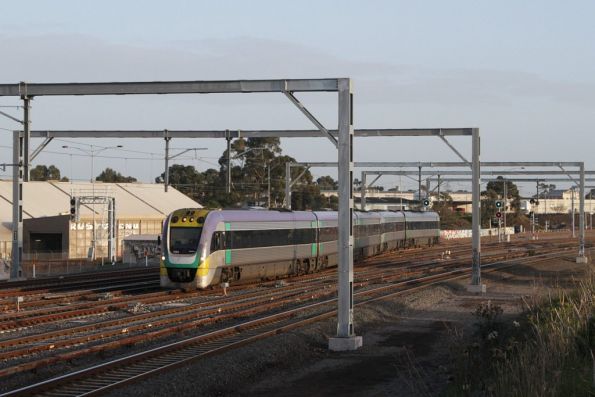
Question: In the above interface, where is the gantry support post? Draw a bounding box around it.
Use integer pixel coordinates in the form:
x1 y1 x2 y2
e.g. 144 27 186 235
437 175 441 206
572 188 576 238
418 166 422 204
361 171 367 210
468 128 485 292
22 97 31 182
11 131 24 279
577 163 588 263
164 132 171 193
226 130 232 194
284 163 291 209
329 78 361 351
108 198 116 263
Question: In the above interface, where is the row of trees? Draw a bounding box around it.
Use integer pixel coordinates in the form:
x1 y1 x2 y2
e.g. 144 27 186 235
155 137 338 210
26 138 342 211
30 165 136 183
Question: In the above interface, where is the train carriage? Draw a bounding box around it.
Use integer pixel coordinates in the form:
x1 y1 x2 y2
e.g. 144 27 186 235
161 208 440 290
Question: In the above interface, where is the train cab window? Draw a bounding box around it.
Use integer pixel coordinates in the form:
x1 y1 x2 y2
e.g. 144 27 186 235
210 232 226 252
169 227 202 254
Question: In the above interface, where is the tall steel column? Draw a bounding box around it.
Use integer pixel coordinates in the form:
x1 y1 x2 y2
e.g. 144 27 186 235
469 128 484 291
11 131 24 279
226 130 232 194
418 166 422 203
329 78 361 351
284 162 291 209
361 171 367 210
164 134 171 192
22 97 31 182
577 163 588 263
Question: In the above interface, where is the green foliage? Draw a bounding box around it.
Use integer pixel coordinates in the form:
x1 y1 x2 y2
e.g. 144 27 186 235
95 167 137 183
30 164 64 181
160 138 333 209
447 275 595 397
481 176 522 228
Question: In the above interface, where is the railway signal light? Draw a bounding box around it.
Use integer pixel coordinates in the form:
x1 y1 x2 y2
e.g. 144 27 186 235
495 200 503 209
69 197 78 222
422 198 430 207
496 211 502 218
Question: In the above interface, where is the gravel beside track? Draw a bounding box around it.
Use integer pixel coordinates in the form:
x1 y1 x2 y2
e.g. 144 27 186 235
0 231 592 396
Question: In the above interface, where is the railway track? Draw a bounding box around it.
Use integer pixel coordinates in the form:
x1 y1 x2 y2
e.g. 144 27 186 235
0 233 590 395
0 246 581 397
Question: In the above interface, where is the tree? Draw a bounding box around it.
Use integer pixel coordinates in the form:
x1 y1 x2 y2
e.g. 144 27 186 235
31 164 66 181
481 176 525 227
158 138 332 209
538 183 556 198
316 176 338 190
96 168 137 183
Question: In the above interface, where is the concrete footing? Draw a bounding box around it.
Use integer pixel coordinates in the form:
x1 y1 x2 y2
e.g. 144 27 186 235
576 256 589 264
467 284 486 293
329 335 363 351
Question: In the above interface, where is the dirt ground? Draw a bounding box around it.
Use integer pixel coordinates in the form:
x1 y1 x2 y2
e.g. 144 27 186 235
110 250 593 397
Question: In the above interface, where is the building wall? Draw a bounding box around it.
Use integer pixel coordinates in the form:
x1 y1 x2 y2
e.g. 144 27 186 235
68 217 164 259
23 215 70 259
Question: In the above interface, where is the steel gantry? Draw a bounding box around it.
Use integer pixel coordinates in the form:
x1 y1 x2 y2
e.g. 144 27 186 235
284 128 484 293
416 162 591 264
0 80 485 351
0 78 365 351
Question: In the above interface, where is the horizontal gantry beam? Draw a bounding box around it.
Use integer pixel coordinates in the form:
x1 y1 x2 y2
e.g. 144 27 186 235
28 128 476 139
429 178 595 183
291 161 584 168
0 79 343 96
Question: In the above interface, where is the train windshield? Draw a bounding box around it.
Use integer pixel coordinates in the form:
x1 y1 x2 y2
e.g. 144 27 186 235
169 227 202 254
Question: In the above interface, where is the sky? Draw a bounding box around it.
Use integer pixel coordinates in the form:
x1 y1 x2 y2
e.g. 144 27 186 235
0 0 594 195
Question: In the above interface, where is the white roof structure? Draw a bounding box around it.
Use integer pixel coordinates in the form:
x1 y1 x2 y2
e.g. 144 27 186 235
0 180 201 241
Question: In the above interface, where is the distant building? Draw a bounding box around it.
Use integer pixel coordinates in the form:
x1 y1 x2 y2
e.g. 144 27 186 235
522 188 595 215
0 181 200 261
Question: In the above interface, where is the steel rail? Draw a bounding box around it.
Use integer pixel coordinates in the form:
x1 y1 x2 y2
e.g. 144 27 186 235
0 247 581 397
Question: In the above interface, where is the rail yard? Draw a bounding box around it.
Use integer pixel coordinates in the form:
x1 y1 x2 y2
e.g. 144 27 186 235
0 231 592 396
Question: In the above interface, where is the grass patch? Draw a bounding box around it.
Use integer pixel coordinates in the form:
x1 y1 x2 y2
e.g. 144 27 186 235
446 274 595 396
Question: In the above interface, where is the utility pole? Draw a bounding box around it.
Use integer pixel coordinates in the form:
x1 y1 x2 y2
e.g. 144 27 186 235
502 179 509 241
571 187 576 238
267 163 271 208
226 130 232 194
418 166 422 206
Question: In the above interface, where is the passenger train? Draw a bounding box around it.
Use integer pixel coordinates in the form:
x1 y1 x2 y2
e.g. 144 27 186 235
160 208 440 289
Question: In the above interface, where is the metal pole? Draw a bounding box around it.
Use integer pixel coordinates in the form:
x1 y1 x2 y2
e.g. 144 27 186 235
164 133 170 193
11 131 23 279
329 78 361 351
437 175 441 207
226 130 231 194
589 189 593 230
418 166 422 205
22 98 30 182
267 163 271 208
571 187 575 238
578 163 587 262
361 171 367 210
285 162 291 209
91 145 96 260
469 128 483 292
503 181 507 240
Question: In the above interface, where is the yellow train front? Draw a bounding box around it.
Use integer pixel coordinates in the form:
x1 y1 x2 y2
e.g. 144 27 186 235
160 208 218 289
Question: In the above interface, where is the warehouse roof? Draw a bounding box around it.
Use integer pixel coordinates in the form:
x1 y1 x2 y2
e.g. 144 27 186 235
0 180 201 241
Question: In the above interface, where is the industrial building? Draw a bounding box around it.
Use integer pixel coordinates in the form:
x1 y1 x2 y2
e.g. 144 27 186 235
0 180 201 262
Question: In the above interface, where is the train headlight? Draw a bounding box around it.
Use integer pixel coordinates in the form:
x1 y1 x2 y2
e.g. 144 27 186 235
182 217 187 222
161 255 166 261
